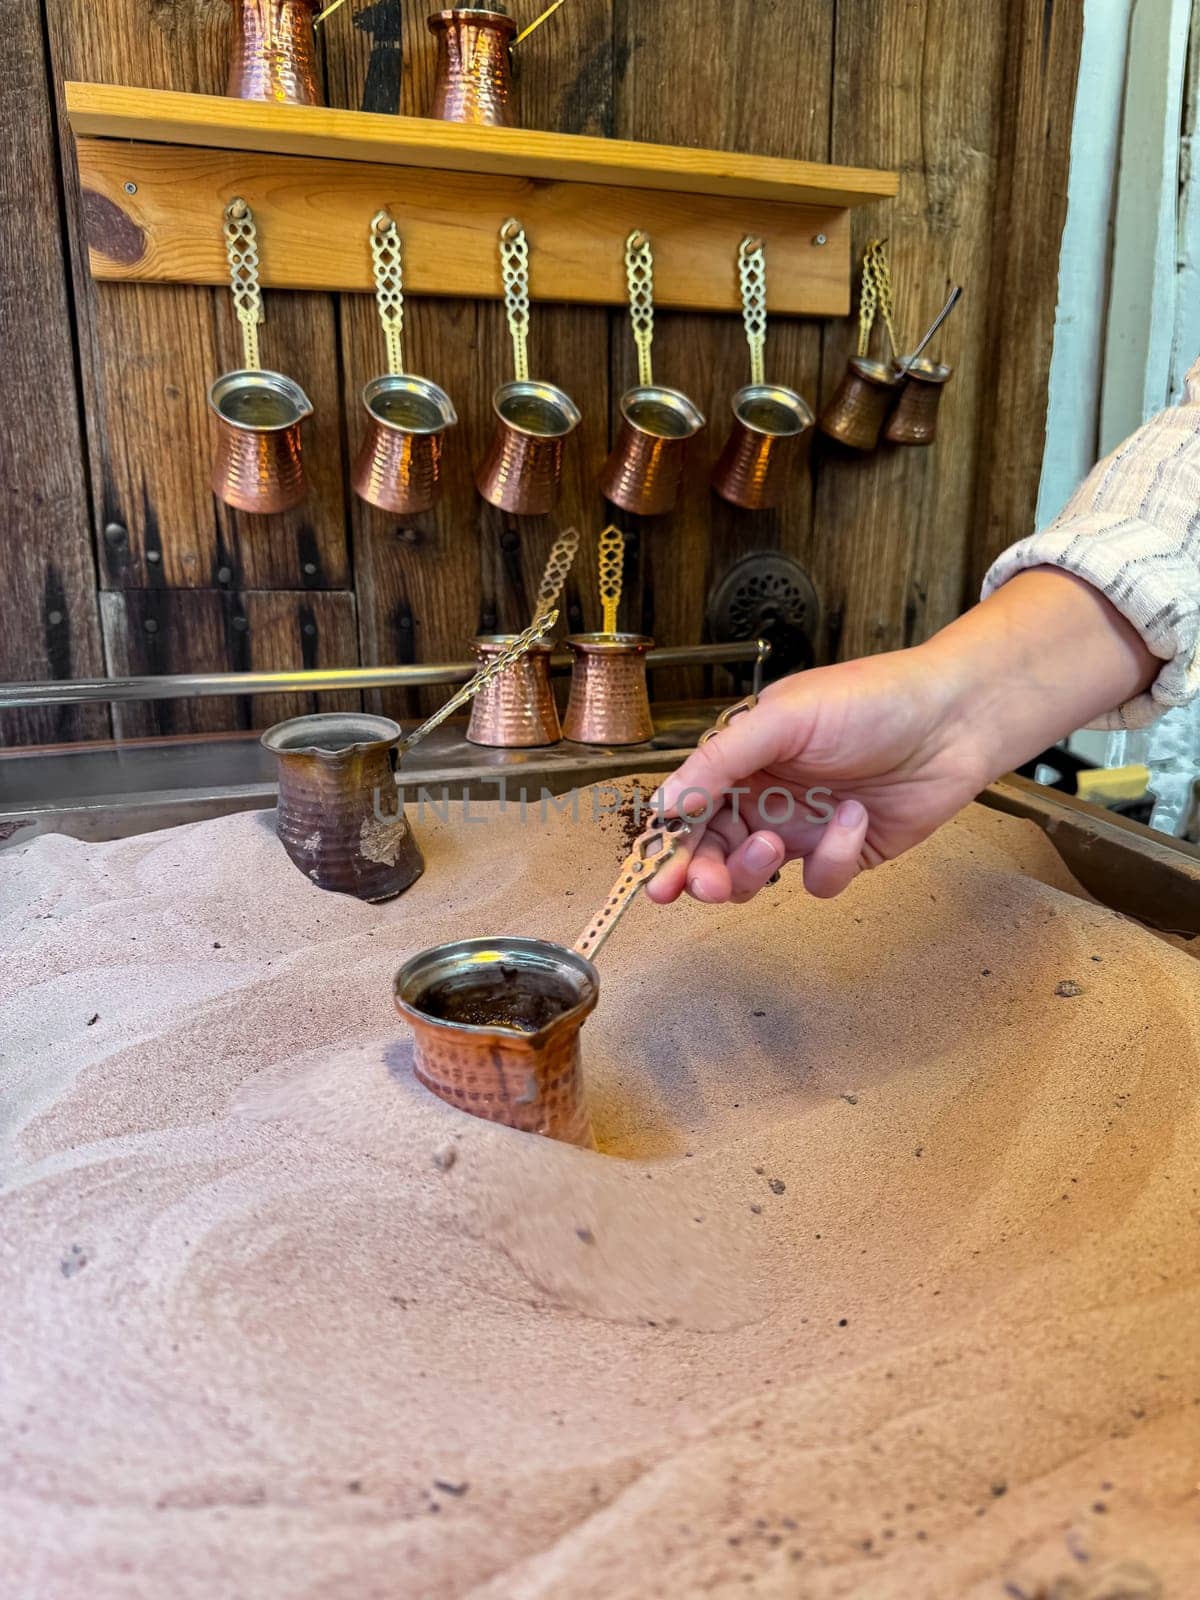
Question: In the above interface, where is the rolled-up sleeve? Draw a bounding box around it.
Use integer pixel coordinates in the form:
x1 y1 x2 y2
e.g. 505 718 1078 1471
981 360 1200 730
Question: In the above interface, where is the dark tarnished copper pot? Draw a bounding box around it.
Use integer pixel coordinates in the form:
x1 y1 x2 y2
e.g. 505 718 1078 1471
563 633 654 746
466 636 561 747
599 385 706 516
819 356 903 450
476 379 581 514
226 0 323 105
883 357 953 446
710 383 814 510
426 7 518 125
395 936 598 1147
352 374 458 514
209 369 313 514
262 712 424 902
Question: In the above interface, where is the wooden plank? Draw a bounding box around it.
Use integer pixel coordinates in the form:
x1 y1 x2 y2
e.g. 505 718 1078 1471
100 589 361 739
0 0 107 748
811 0 1012 662
45 1 353 596
324 0 612 719
73 137 851 316
971 0 1086 590
612 0 833 700
64 81 899 207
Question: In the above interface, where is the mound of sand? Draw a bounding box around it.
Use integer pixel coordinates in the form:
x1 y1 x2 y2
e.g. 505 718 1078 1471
1 786 1197 1598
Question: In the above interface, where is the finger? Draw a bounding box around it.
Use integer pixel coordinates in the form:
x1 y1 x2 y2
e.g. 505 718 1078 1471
682 830 734 903
653 701 791 823
644 803 744 904
801 798 869 899
725 829 786 902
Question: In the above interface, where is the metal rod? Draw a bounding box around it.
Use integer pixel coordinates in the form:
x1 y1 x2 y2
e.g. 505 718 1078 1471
0 640 771 711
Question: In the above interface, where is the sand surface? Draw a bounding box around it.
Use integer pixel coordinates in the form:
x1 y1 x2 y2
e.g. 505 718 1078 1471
1 785 1198 1598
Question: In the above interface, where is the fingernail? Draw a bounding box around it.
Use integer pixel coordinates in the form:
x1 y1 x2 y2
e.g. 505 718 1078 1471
688 876 712 902
744 835 781 871
836 799 866 828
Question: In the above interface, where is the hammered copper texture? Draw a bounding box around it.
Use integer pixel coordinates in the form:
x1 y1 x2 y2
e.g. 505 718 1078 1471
265 716 424 902
352 423 444 513
211 417 309 513
475 421 566 514
426 9 518 126
819 357 902 450
563 634 654 746
226 0 323 105
466 639 561 748
711 421 799 510
408 1018 594 1146
600 419 690 515
884 362 953 446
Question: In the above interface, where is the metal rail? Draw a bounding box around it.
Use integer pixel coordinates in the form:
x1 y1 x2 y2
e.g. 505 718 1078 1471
0 639 769 710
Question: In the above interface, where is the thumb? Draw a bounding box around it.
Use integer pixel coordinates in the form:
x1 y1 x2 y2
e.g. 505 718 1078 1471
654 700 792 823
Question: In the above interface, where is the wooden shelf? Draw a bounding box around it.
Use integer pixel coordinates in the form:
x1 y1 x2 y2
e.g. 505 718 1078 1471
65 83 898 315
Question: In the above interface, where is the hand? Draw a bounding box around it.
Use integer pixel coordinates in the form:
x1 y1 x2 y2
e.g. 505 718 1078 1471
645 648 988 903
646 569 1159 905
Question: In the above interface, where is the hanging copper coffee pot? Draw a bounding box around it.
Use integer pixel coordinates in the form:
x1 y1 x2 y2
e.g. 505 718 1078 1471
426 1 566 127
711 238 814 510
352 212 458 514
562 527 654 746
600 231 705 516
884 357 954 445
818 356 902 451
209 199 313 514
225 0 323 105
476 220 581 515
467 527 580 748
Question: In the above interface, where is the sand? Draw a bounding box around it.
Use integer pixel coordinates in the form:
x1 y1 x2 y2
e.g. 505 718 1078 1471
1 783 1197 1598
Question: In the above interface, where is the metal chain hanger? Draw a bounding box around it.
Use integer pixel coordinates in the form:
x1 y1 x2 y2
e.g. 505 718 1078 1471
857 238 900 361
223 198 264 371
738 236 768 386
597 524 624 636
624 230 655 388
370 209 405 377
499 218 531 382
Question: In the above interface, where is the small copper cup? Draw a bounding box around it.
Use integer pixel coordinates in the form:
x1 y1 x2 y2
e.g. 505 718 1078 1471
883 357 953 446
563 633 654 746
209 369 313 514
262 712 424 902
226 0 323 105
395 936 598 1146
819 356 903 451
426 7 518 126
466 635 561 747
710 383 814 510
475 379 582 514
352 374 458 514
600 385 705 516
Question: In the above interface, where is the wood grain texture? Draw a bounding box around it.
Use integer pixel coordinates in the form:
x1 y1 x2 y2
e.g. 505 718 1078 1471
45 0 352 615
64 80 899 205
0 0 106 748
971 0 1085 589
74 137 851 315
100 588 361 739
811 0 1010 661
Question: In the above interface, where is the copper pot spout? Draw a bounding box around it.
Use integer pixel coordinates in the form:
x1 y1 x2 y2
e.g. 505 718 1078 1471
209 369 313 514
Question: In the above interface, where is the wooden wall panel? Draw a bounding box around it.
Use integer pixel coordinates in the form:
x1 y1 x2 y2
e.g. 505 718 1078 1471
0 0 106 748
100 588 360 739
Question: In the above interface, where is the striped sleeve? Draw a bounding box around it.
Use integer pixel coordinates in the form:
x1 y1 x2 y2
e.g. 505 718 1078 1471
980 358 1200 730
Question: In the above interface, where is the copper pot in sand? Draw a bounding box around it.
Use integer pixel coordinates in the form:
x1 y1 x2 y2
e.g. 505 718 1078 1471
352 374 458 514
599 385 706 516
261 712 424 902
209 369 313 514
395 936 598 1147
710 383 814 510
465 635 561 747
883 357 954 446
562 633 654 746
226 0 323 105
426 7 518 125
475 379 581 515
819 356 903 451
